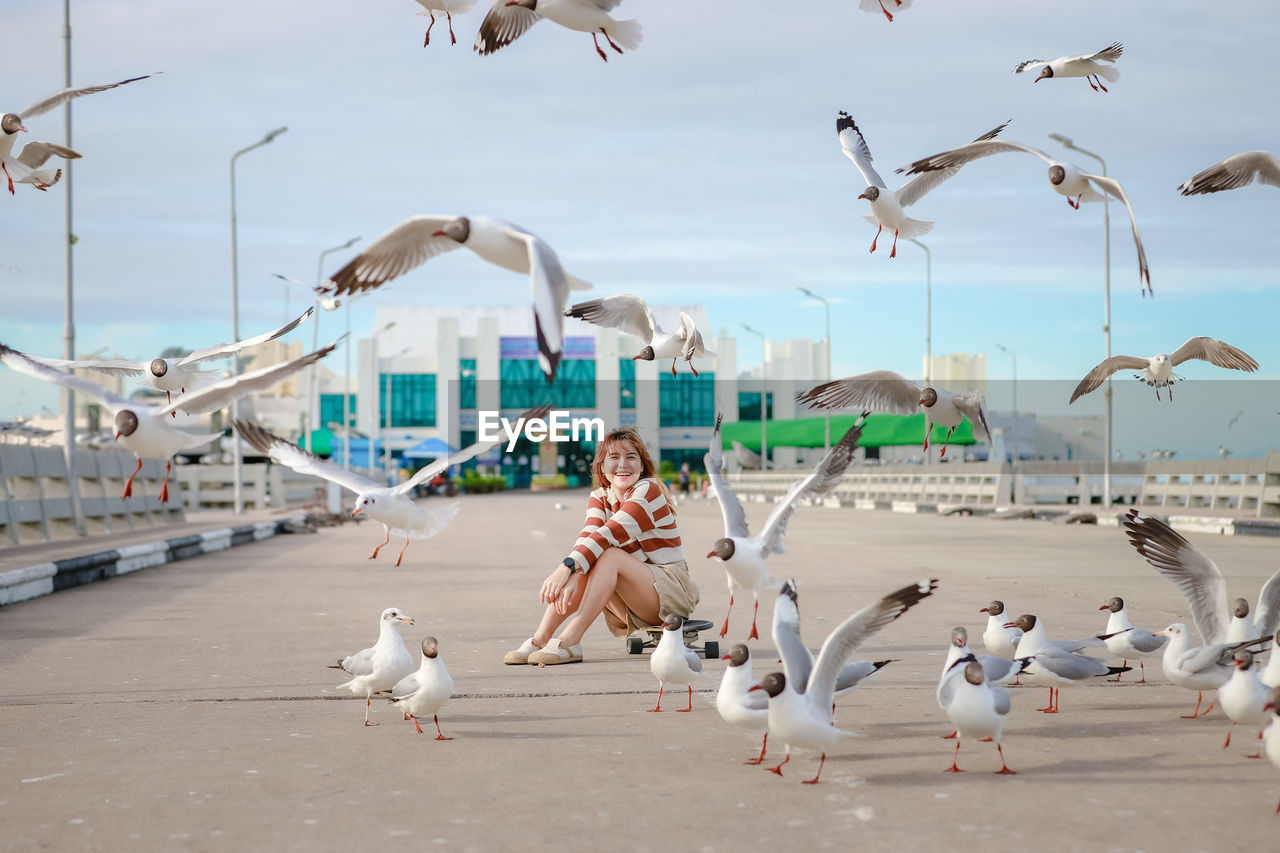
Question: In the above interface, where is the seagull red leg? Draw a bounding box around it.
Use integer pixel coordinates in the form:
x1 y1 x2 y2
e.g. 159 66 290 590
411 714 424 734
801 753 827 784
448 12 457 45
395 536 410 567
648 686 664 712
889 229 899 258
1112 659 1127 682
591 33 608 62
370 527 391 560
677 686 693 712
1038 687 1054 712
876 0 894 21
766 754 790 776
1137 661 1146 683
3 163 13 195
869 225 881 253
1182 691 1206 719
424 12 434 46
434 715 452 740
945 740 963 772
995 743 1016 774
363 695 378 726
601 27 623 53
671 358 677 378
122 457 143 499
1224 722 1235 748
748 597 760 641
690 362 699 377
159 460 171 503
720 593 733 638
942 730 958 739
745 733 768 765
1247 731 1263 759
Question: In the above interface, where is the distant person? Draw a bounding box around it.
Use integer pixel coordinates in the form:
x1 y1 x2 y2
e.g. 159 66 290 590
679 462 691 495
504 427 699 665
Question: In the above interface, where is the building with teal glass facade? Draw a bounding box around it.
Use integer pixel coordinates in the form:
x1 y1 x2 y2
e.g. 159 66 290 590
306 304 829 485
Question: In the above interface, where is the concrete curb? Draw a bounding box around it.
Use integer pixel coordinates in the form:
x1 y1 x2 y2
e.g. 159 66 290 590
0 518 301 607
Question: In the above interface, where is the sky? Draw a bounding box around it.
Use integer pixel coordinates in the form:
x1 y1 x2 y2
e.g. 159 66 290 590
2 0 1277 457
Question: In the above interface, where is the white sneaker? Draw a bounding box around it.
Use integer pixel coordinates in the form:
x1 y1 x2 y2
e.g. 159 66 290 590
504 637 541 665
526 637 584 666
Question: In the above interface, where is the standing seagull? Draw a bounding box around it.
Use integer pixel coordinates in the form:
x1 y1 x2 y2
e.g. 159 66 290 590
27 308 313 409
1070 337 1258 403
1179 152 1279 195
1220 650 1269 757
1008 613 1129 713
323 215 591 381
565 294 714 377
751 579 938 784
837 112 1009 258
796 370 990 459
1013 42 1124 92
1123 510 1280 646
980 600 1022 659
716 644 771 765
330 607 416 726
474 0 641 62
413 0 478 46
1099 596 1168 682
858 0 913 23
937 628 1030 738
389 636 455 740
2 74 152 194
705 413 866 640
234 406 548 566
899 138 1152 295
649 616 703 713
1153 623 1267 719
939 660 1017 774
0 340 337 503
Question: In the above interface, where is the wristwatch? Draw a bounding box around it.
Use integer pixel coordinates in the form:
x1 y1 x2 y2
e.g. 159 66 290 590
562 557 579 574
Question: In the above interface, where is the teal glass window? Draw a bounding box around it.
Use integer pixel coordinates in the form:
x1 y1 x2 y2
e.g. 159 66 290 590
659 372 715 427
737 391 773 422
320 393 356 429
619 358 636 410
499 359 596 408
459 359 477 410
379 374 436 427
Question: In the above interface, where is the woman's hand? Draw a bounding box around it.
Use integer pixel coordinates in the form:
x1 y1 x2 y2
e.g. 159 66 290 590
553 575 580 615
540 563 574 606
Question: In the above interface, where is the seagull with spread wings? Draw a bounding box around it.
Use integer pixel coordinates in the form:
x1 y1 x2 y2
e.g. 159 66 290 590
2 74 153 194
1069 337 1258 403
0 339 337 502
836 112 1009 258
1013 42 1123 92
705 413 865 640
796 370 990 459
1179 152 1280 196
899 137 1153 295
323 215 590 382
565 294 714 377
235 406 549 566
474 0 641 62
26 308 312 409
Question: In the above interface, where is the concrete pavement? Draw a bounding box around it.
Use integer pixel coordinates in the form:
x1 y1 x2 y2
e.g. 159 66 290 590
2 490 1279 851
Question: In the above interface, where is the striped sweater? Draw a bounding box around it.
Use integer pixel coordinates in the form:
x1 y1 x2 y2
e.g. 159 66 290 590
568 478 684 572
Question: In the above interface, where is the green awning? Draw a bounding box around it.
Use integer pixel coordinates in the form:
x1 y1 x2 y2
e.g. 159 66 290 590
299 428 334 456
719 413 977 451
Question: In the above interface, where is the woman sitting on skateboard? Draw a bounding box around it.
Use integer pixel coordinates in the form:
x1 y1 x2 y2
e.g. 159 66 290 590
505 426 700 665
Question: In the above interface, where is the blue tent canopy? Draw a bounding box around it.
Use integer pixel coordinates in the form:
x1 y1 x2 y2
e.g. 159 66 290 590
403 437 457 458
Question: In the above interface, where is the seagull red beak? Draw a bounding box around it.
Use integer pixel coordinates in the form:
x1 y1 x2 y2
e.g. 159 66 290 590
1003 622 1019 629
857 191 868 200
721 654 732 661
706 550 717 559
113 431 121 441
979 607 990 613
431 229 447 237
351 508 362 517
747 685 763 692
1098 604 1110 611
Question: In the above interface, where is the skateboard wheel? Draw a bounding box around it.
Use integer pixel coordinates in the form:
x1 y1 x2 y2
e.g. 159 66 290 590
704 641 719 660
627 636 644 655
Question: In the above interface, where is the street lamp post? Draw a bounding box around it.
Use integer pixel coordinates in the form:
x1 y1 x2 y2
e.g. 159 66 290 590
797 287 832 453
304 236 360 453
382 345 411 485
995 344 1018 480
1050 133 1111 507
906 239 932 384
741 323 768 470
61 0 85 535
229 126 287 515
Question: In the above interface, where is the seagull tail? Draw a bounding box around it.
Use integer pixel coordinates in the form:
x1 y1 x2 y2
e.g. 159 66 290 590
896 217 934 240
605 19 643 52
1095 66 1120 83
30 168 62 189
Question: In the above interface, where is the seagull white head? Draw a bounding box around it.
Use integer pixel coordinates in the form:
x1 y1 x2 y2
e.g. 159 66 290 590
352 494 375 518
381 607 414 626
2 114 26 135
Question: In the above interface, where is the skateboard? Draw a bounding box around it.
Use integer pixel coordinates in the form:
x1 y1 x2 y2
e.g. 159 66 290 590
625 618 719 659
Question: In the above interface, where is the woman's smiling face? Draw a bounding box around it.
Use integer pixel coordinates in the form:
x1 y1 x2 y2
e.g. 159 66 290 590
602 440 643 492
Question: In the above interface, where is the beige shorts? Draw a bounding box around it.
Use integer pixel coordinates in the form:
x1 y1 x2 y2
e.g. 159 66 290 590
603 559 701 639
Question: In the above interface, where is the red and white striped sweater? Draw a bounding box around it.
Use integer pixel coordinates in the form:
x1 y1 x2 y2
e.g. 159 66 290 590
568 478 684 572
